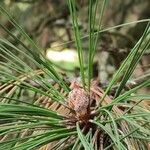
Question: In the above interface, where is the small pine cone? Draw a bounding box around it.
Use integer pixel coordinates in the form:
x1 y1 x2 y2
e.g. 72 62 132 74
68 81 90 119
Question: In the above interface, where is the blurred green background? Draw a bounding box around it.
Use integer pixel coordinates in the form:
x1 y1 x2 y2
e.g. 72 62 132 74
0 0 150 84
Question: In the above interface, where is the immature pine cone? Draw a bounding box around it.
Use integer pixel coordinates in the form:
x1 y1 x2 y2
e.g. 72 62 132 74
68 81 90 120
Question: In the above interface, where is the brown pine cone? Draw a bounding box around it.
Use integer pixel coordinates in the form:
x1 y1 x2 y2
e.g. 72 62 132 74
68 81 90 120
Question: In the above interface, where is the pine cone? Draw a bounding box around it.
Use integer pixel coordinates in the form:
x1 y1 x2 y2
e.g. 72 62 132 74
68 81 90 120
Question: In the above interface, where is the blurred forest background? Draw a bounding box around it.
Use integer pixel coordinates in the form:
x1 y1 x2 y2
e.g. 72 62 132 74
0 0 150 94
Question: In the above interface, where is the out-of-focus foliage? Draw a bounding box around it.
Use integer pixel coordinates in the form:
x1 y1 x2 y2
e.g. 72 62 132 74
0 0 150 85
